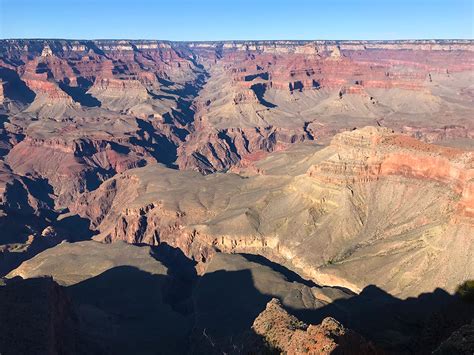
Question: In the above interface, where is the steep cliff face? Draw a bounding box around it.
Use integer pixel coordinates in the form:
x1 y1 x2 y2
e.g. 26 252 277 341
307 127 474 217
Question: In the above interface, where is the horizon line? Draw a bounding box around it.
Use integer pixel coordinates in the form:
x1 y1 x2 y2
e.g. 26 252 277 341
1 38 473 42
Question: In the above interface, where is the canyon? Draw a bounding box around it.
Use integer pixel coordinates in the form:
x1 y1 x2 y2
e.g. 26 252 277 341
0 39 473 354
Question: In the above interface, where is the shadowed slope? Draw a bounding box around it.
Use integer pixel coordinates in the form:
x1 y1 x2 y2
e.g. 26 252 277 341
5 243 474 353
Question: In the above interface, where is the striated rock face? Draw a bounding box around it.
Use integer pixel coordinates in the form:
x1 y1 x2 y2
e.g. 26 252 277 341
175 38 473 172
307 127 474 218
253 298 381 354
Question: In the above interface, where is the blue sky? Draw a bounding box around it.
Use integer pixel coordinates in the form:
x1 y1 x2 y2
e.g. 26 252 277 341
0 0 472 40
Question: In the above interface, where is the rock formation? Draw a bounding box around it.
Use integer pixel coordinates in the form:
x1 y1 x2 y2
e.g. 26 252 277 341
253 298 381 354
3 242 359 354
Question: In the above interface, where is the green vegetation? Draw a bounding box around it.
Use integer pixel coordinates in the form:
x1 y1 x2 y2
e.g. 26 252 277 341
456 280 474 303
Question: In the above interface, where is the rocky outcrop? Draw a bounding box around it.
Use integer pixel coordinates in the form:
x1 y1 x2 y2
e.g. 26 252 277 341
177 124 306 173
253 298 381 354
189 252 357 353
87 78 150 110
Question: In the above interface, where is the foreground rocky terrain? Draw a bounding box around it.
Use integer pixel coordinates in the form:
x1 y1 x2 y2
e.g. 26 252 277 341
4 241 474 354
252 298 381 354
0 39 473 353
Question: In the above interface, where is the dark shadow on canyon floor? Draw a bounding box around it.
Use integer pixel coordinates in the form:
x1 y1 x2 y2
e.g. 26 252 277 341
67 265 191 354
58 80 101 108
192 264 474 354
0 211 97 277
250 83 277 108
0 67 36 105
1 250 473 354
149 242 198 315
240 253 318 288
69 250 474 354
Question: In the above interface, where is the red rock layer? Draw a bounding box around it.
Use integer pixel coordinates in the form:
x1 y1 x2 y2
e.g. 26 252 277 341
224 46 473 94
6 136 147 207
307 127 474 218
0 81 4 104
21 59 71 100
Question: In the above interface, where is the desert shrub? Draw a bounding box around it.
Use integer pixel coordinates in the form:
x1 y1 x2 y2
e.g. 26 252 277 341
456 280 474 303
